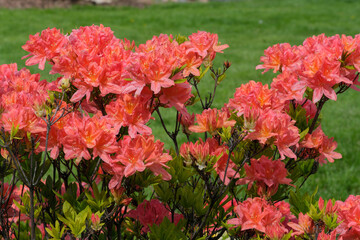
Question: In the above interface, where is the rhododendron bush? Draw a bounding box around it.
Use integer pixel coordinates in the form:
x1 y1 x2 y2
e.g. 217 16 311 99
1 25 360 239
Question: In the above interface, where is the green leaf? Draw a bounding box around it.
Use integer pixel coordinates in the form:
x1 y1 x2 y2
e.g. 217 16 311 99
175 34 188 44
282 231 293 240
57 214 73 228
34 158 51 181
198 66 210 80
289 187 318 216
217 73 226 84
289 190 310 216
76 206 91 224
91 182 100 200
174 78 187 84
10 124 19 140
53 190 64 201
344 65 355 70
154 182 171 202
46 221 66 240
63 201 76 220
219 126 232 142
27 132 32 142
58 203 91 238
13 199 27 213
299 127 309 140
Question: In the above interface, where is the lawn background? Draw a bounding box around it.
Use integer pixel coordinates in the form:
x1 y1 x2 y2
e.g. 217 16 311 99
1 0 359 200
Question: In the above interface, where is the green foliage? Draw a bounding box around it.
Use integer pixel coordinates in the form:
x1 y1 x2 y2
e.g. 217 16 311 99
289 187 318 216
179 184 207 215
323 212 339 230
148 217 186 240
13 192 42 219
53 183 82 208
10 124 20 141
46 221 67 240
168 155 194 184
85 183 113 212
57 201 92 238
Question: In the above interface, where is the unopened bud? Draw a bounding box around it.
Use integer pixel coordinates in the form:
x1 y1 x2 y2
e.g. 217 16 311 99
58 77 70 90
33 103 47 118
224 60 231 69
203 55 213 68
244 117 256 133
91 212 103 231
110 186 132 205
1 149 9 160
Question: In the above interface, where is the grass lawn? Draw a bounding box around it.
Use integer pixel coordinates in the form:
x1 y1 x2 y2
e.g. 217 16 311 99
1 0 360 200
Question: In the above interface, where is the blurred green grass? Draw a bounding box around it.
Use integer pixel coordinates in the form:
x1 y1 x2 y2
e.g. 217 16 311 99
1 0 360 200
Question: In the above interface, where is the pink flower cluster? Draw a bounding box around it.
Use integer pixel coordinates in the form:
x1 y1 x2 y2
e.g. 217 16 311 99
189 108 235 135
180 137 238 184
10 26 229 192
256 34 360 103
105 93 153 138
228 195 360 239
2 26 360 239
227 80 300 160
336 195 360 238
301 126 342 164
60 112 118 164
0 63 55 137
104 135 172 190
228 197 294 239
22 27 227 120
222 35 354 164
237 156 294 197
127 199 183 233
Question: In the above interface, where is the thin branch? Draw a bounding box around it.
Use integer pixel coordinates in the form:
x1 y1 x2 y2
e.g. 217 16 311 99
308 96 328 134
190 77 206 109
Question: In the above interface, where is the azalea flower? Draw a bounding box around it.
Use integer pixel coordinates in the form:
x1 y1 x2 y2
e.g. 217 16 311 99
62 113 118 164
247 110 300 160
271 71 305 102
127 199 183 233
22 27 68 70
106 135 172 180
106 92 152 138
228 197 289 238
335 195 360 238
288 213 315 236
0 63 54 139
256 42 300 73
237 156 294 197
180 137 238 183
185 31 229 59
228 80 284 117
301 126 342 164
189 108 235 135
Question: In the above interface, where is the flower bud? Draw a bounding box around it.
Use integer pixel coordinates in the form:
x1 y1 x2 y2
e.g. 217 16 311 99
91 212 103 232
1 148 9 159
33 102 47 118
110 186 132 205
202 55 213 68
58 77 70 90
224 60 231 69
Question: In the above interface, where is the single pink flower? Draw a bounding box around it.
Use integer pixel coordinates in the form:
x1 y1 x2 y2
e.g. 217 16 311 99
237 156 294 197
189 108 235 135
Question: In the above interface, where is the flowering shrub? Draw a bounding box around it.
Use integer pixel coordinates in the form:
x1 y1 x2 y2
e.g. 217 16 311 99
0 25 360 239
